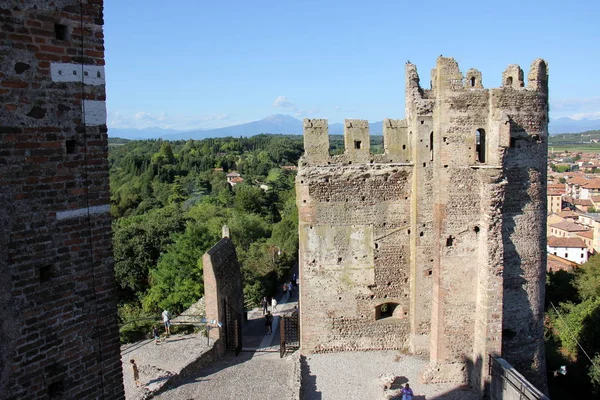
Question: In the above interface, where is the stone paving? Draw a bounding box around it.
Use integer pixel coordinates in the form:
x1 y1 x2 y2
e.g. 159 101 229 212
121 332 214 399
121 290 299 399
301 351 479 400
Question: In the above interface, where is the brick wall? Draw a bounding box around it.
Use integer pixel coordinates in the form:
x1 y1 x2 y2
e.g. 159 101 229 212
0 1 124 398
202 231 243 352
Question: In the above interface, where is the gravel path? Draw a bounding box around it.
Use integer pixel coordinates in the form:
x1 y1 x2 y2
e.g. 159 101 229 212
301 351 479 400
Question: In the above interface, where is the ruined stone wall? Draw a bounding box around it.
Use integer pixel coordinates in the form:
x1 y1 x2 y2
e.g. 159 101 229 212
297 56 548 392
298 120 414 352
0 1 124 399
203 229 243 348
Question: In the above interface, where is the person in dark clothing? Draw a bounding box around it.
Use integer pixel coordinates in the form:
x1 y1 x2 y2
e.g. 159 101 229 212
265 311 273 334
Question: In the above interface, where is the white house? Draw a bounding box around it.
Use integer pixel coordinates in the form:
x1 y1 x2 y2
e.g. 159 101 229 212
547 236 589 265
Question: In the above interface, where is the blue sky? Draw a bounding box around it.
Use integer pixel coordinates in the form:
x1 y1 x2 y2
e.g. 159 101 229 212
104 0 600 130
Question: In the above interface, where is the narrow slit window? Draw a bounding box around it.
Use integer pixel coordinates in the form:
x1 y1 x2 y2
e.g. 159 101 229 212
476 128 486 163
430 131 434 161
470 76 475 87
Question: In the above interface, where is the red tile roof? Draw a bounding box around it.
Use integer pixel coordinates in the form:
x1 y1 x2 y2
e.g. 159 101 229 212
549 221 590 232
547 236 587 248
576 230 594 240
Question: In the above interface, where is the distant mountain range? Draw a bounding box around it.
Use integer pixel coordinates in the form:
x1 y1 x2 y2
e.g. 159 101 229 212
108 114 600 140
548 117 600 134
108 114 384 140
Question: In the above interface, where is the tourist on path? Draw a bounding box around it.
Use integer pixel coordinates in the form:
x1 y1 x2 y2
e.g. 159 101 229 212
153 326 160 345
261 297 268 315
130 359 141 387
271 297 278 312
401 383 413 400
265 311 273 335
162 309 171 336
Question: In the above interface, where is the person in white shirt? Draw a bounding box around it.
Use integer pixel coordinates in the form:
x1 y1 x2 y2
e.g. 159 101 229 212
161 309 171 336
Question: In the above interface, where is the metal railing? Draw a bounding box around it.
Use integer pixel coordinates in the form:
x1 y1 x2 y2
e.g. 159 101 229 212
489 355 549 400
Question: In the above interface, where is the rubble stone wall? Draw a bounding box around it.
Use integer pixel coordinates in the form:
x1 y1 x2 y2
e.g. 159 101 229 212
297 56 548 393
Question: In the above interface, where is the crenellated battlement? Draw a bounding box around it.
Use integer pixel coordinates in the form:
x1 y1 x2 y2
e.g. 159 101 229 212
407 56 549 95
302 118 413 166
303 56 548 169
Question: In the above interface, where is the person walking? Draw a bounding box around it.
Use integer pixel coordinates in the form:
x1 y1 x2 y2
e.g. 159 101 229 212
261 297 268 315
162 309 171 337
271 297 278 312
130 359 141 387
152 326 160 345
265 311 273 335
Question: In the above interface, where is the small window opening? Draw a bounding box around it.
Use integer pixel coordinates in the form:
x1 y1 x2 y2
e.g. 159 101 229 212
54 24 67 40
40 265 53 283
375 302 400 320
502 329 517 340
476 129 486 163
428 270 433 276
474 226 480 234
470 76 476 87
506 76 513 86
337 257 342 263
354 140 362 149
446 236 454 247
48 380 65 398
430 131 434 161
402 144 406 150
66 139 76 154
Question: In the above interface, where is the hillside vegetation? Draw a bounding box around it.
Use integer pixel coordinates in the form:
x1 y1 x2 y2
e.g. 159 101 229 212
109 135 303 341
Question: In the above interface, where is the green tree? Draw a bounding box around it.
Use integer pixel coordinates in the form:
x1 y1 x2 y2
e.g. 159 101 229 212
576 255 600 300
112 206 186 303
143 222 220 314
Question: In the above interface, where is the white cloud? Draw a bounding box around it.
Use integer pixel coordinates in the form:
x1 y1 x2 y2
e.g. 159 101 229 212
273 96 295 108
107 110 230 130
551 97 600 119
272 96 319 118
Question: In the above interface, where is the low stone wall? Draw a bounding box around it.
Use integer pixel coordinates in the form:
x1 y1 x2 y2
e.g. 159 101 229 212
289 352 302 400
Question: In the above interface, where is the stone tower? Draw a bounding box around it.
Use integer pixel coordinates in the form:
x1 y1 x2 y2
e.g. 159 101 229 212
296 56 548 391
0 1 124 399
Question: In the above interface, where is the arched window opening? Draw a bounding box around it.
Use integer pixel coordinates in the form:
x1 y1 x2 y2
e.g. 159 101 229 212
470 76 475 87
476 129 486 163
506 76 513 86
429 131 434 161
375 302 401 320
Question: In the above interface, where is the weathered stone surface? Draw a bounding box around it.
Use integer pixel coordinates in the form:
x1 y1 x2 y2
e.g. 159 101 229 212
297 56 548 395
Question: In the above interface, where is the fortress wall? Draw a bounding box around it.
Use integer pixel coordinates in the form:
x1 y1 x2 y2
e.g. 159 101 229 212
0 1 125 399
298 57 548 393
298 120 414 352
